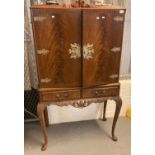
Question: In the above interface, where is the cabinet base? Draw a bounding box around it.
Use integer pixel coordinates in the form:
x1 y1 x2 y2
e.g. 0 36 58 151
37 96 122 151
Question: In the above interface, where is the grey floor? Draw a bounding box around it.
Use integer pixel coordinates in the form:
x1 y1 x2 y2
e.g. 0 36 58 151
24 117 131 155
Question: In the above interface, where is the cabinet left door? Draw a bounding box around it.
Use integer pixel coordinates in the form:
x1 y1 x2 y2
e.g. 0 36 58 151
31 9 82 89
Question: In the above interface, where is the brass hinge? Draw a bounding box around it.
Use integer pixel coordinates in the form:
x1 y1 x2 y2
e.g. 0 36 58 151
109 74 119 79
40 78 51 83
111 47 121 53
37 49 49 55
113 16 124 22
33 16 46 22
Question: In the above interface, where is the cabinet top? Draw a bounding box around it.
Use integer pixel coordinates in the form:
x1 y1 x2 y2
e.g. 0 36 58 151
31 5 126 10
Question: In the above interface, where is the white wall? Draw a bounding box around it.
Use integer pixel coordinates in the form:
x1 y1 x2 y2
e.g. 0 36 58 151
47 79 131 124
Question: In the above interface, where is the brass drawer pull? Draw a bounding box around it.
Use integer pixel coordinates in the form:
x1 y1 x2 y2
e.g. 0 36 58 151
83 43 94 60
37 49 49 55
113 16 124 22
63 92 69 98
96 16 100 20
33 16 46 22
69 43 81 59
109 74 119 79
111 47 121 53
40 78 51 83
56 92 69 100
94 90 106 96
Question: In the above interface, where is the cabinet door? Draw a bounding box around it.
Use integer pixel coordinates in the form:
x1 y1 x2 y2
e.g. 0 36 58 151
82 9 125 88
31 9 82 88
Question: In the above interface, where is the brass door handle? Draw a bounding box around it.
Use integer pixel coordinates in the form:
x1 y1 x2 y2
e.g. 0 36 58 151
83 43 94 60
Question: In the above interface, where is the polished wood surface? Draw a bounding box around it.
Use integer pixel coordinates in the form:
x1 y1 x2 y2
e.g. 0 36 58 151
82 10 112 87
31 6 126 151
31 9 81 88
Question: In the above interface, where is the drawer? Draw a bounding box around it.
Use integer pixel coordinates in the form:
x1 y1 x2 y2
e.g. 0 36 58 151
39 89 81 102
82 87 119 98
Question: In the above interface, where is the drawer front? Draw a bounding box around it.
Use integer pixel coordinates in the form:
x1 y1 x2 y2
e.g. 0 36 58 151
82 87 119 98
39 89 81 102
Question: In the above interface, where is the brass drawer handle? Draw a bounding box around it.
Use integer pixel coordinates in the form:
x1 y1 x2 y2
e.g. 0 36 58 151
40 78 51 83
109 74 119 79
94 90 106 96
56 92 69 100
69 43 81 59
63 92 69 98
83 43 94 60
33 16 46 22
56 94 60 98
111 47 121 53
113 16 124 22
37 49 49 55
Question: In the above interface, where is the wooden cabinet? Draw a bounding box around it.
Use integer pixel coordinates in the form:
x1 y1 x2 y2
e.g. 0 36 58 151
31 5 126 151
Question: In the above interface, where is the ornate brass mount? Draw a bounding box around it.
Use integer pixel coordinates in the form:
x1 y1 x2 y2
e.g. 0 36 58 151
113 16 124 22
34 16 46 22
73 100 90 108
109 74 119 79
83 43 94 60
40 78 51 83
111 47 121 53
69 43 81 59
37 49 49 55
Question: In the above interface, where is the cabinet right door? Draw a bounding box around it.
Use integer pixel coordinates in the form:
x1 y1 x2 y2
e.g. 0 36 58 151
82 9 125 88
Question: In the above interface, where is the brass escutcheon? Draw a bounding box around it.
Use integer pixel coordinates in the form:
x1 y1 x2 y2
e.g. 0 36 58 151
69 43 81 59
83 43 94 60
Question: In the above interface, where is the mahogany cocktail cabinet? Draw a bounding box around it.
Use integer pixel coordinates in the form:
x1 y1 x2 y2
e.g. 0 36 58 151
31 4 126 151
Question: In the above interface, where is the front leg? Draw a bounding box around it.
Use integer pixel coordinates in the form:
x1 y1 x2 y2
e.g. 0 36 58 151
37 103 48 151
111 96 122 141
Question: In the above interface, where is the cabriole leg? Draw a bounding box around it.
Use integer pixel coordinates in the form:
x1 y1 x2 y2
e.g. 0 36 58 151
37 103 48 151
112 96 122 141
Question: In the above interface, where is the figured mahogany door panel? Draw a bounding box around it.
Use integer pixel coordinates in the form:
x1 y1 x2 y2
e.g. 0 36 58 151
82 10 112 88
31 9 81 88
108 9 126 83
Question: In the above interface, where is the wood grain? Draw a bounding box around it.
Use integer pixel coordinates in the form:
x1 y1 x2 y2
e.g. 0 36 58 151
31 9 82 89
